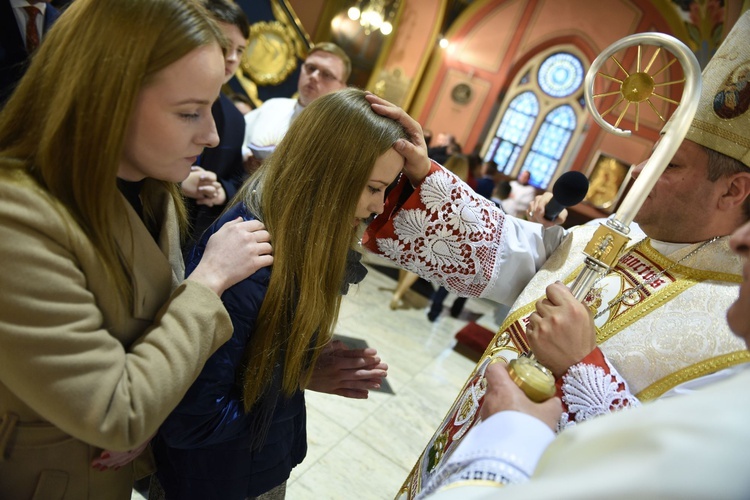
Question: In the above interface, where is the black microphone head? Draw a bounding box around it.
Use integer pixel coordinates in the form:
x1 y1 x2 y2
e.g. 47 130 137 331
552 171 589 206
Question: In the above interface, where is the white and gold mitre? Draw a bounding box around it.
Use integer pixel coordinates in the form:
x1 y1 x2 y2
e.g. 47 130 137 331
685 10 750 167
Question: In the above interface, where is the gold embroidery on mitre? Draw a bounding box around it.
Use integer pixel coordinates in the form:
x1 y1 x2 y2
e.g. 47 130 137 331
637 350 750 400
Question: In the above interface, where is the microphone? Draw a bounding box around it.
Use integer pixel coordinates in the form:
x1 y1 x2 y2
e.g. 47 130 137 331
543 171 589 221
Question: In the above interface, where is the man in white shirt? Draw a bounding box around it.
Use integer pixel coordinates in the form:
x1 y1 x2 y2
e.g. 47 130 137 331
243 42 350 161
509 169 536 218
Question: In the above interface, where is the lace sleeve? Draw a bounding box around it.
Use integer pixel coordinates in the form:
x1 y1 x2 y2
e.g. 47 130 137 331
364 161 505 298
363 161 565 303
557 348 641 431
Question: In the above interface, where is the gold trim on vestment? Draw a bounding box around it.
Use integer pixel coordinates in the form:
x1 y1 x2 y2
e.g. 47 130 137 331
491 237 741 363
637 350 750 400
638 239 742 283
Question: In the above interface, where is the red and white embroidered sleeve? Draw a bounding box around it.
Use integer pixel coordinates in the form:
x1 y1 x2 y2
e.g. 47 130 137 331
556 348 641 431
363 161 505 298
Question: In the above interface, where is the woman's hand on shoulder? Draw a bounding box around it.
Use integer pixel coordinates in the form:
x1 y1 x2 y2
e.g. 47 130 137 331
187 218 273 296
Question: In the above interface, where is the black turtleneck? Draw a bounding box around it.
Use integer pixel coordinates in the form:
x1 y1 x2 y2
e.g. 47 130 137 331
117 178 159 242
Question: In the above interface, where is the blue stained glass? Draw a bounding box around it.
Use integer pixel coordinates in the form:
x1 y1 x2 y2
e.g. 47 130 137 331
499 110 535 143
522 152 557 188
523 105 577 188
547 105 576 128
510 91 539 115
484 137 499 162
506 146 522 175
493 140 514 168
532 123 572 159
538 52 584 98
487 91 539 169
494 92 538 141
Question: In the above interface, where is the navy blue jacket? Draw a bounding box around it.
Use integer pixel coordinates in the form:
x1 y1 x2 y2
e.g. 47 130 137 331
153 203 306 499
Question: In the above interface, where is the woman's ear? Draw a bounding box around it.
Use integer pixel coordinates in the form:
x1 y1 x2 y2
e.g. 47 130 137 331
719 172 750 212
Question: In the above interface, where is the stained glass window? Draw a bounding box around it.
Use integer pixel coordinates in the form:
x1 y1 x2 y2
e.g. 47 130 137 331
538 52 584 98
522 105 576 187
484 91 538 174
482 50 585 189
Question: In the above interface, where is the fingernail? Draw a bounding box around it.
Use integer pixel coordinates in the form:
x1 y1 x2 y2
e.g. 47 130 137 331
101 452 110 459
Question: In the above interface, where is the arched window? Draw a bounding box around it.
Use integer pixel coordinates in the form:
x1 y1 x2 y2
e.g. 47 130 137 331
489 91 538 174
523 105 577 187
482 49 588 189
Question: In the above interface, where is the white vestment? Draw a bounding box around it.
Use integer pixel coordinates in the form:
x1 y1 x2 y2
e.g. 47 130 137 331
424 363 750 499
242 98 303 158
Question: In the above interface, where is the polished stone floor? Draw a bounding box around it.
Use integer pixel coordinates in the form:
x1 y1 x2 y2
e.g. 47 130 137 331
133 252 501 500
287 253 499 499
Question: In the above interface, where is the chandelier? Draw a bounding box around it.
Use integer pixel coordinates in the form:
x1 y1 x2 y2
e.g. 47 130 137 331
347 0 399 35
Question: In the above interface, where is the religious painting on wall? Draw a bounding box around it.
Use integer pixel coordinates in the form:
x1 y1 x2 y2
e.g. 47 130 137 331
584 151 632 212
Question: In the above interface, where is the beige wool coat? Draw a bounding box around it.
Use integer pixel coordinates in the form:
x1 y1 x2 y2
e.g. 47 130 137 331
0 170 232 499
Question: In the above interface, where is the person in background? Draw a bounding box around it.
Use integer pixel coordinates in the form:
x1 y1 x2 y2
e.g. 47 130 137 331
180 0 250 251
423 128 433 148
475 159 498 200
0 0 61 106
151 89 401 500
509 169 536 218
0 0 273 498
426 132 456 165
242 42 350 164
492 180 514 212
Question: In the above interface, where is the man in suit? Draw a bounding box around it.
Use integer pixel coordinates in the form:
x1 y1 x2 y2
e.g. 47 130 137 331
1 0 61 105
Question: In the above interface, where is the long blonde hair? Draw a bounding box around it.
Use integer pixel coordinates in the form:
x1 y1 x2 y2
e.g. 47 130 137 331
0 0 225 305
235 88 406 410
444 154 470 182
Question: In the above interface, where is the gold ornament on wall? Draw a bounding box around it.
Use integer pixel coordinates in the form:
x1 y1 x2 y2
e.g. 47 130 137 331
241 21 297 86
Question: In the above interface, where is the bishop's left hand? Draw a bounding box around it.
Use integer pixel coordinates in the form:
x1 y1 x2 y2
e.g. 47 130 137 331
306 340 388 399
525 282 597 378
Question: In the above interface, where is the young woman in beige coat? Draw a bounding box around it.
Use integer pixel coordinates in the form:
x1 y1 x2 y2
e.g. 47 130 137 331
0 0 272 498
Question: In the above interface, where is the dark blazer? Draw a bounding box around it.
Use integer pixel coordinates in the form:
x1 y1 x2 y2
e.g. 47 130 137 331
185 92 249 249
0 1 61 105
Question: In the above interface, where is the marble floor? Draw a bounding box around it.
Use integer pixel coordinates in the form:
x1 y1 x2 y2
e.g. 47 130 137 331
286 253 499 499
132 252 502 500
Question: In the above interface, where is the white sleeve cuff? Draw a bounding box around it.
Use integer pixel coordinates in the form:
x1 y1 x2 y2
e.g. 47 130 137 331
445 410 555 478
